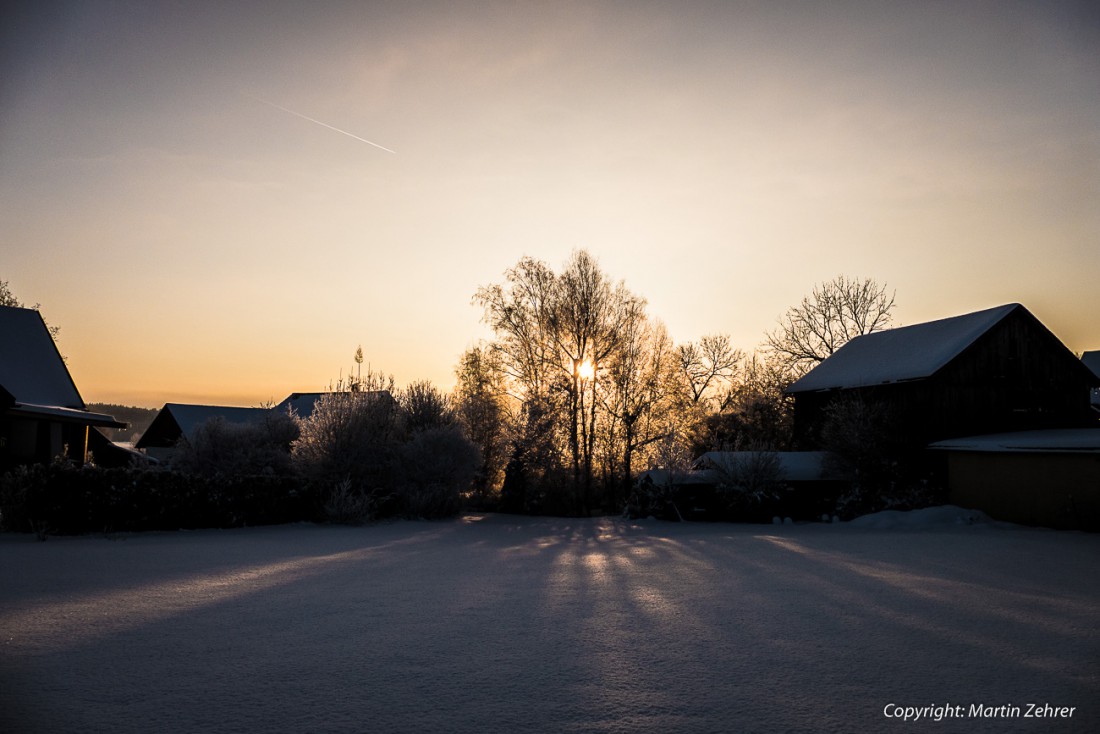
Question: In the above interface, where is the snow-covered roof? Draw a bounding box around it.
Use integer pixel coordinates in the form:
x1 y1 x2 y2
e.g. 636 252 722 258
0 305 83 408
929 428 1100 454
786 303 1021 393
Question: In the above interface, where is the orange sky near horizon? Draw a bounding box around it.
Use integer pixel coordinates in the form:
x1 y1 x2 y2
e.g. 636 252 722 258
2 1 1097 408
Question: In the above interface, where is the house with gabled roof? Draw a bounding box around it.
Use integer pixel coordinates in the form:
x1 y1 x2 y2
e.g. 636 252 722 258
1083 351 1100 411
135 403 272 462
0 305 125 467
785 303 1099 449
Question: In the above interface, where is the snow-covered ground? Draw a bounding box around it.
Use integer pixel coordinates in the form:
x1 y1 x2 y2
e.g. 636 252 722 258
1 510 1097 733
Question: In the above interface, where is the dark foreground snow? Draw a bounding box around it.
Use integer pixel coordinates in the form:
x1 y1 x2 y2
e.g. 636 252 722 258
1 512 1097 733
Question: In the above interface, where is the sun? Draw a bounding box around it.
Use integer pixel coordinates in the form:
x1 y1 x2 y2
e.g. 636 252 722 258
576 359 595 381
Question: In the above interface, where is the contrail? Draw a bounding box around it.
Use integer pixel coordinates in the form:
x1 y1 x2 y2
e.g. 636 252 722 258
245 93 396 154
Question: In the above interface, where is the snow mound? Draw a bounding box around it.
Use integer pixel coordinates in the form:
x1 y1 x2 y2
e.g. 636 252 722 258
848 504 993 529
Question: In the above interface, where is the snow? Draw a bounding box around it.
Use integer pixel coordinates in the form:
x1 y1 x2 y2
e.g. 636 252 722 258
929 429 1100 454
2 513 1098 733
847 505 995 529
786 304 1019 393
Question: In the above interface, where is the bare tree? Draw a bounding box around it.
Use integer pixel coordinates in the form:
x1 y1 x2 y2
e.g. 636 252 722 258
678 334 742 406
472 257 559 400
473 250 650 514
765 276 895 378
602 303 679 507
698 353 794 453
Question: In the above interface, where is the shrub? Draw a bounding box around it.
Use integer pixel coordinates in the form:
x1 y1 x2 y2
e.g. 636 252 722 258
396 426 480 518
173 412 299 477
820 394 943 518
292 391 401 520
321 477 377 525
0 464 311 535
710 451 785 521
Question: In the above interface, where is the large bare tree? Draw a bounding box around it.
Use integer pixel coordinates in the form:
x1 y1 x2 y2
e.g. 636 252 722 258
474 251 647 514
678 334 741 407
765 276 895 378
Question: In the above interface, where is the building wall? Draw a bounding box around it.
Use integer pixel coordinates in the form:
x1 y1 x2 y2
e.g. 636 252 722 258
946 451 1100 531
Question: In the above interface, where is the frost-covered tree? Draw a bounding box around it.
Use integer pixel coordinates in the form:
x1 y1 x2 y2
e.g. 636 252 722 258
453 345 510 502
474 250 637 514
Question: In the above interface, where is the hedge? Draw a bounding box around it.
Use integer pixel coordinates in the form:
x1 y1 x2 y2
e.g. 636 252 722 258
0 465 316 535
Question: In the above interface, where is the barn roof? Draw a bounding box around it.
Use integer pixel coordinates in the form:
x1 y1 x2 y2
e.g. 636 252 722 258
0 305 124 427
929 428 1100 454
786 303 1021 393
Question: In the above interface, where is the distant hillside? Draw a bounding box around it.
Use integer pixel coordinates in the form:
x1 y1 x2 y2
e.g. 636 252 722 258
87 403 159 443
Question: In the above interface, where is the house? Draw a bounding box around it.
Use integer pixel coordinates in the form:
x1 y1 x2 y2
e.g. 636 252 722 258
135 403 271 462
135 391 393 462
274 392 326 421
638 451 847 521
785 304 1099 450
0 305 125 468
1083 351 1100 412
930 428 1100 531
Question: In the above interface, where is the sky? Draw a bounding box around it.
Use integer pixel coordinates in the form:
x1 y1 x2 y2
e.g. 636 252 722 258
1 0 1098 408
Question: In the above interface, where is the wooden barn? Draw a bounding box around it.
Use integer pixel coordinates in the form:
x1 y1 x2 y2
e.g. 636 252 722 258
785 303 1099 450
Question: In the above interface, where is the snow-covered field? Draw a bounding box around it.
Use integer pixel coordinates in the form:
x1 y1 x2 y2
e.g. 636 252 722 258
2 510 1097 733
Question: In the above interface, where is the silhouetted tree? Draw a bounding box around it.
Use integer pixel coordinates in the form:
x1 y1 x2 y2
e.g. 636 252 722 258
678 334 741 407
453 345 510 503
697 353 794 452
602 302 679 508
475 250 638 514
765 276 895 378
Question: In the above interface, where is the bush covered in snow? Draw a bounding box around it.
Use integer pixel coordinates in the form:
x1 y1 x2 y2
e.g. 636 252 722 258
292 385 481 522
172 411 300 478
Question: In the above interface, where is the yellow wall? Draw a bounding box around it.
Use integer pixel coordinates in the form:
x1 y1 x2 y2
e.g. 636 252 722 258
947 452 1100 531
